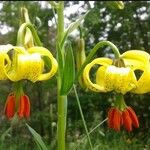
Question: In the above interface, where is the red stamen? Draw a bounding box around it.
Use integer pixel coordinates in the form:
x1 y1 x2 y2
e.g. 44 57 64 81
23 95 30 118
122 110 132 132
127 107 139 128
113 109 121 131
4 94 15 119
18 96 25 118
108 108 115 129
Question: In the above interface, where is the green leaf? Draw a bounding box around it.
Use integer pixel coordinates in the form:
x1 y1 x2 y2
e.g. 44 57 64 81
26 123 48 150
60 42 75 95
60 11 89 47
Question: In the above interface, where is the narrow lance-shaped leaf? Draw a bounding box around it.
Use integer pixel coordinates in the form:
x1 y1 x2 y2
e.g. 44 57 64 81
60 11 89 47
26 123 48 150
60 42 75 95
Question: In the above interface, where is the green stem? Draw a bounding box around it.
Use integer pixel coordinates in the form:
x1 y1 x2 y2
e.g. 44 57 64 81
76 40 120 79
57 95 67 150
57 2 64 55
115 94 127 111
56 2 67 150
73 85 93 150
17 23 42 46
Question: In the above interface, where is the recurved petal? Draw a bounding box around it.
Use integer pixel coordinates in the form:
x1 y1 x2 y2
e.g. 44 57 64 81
5 46 29 81
131 66 150 94
121 50 150 79
0 45 14 80
121 50 150 67
0 53 11 80
83 58 112 92
28 47 58 81
121 50 150 94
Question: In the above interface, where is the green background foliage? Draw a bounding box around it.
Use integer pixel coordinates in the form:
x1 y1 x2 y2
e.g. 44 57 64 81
0 1 150 149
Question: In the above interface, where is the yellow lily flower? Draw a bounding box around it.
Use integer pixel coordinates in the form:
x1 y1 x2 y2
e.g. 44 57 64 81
0 45 13 80
121 50 150 94
6 46 58 82
83 50 150 94
83 58 137 94
27 46 58 81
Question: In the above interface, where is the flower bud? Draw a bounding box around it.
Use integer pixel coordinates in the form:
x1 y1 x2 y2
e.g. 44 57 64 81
76 38 87 89
21 7 34 48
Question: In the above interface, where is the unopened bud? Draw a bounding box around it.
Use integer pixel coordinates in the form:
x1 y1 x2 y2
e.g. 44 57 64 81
24 28 34 48
21 7 34 48
76 38 87 89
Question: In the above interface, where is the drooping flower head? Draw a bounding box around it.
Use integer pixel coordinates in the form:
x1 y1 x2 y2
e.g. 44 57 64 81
2 7 58 122
8 46 58 82
83 50 150 94
83 48 150 131
0 45 58 82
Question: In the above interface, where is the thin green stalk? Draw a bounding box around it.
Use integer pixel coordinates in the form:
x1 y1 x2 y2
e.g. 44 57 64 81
56 2 67 150
73 118 108 150
1 127 12 141
73 85 93 150
76 40 120 79
88 118 108 135
52 7 57 26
